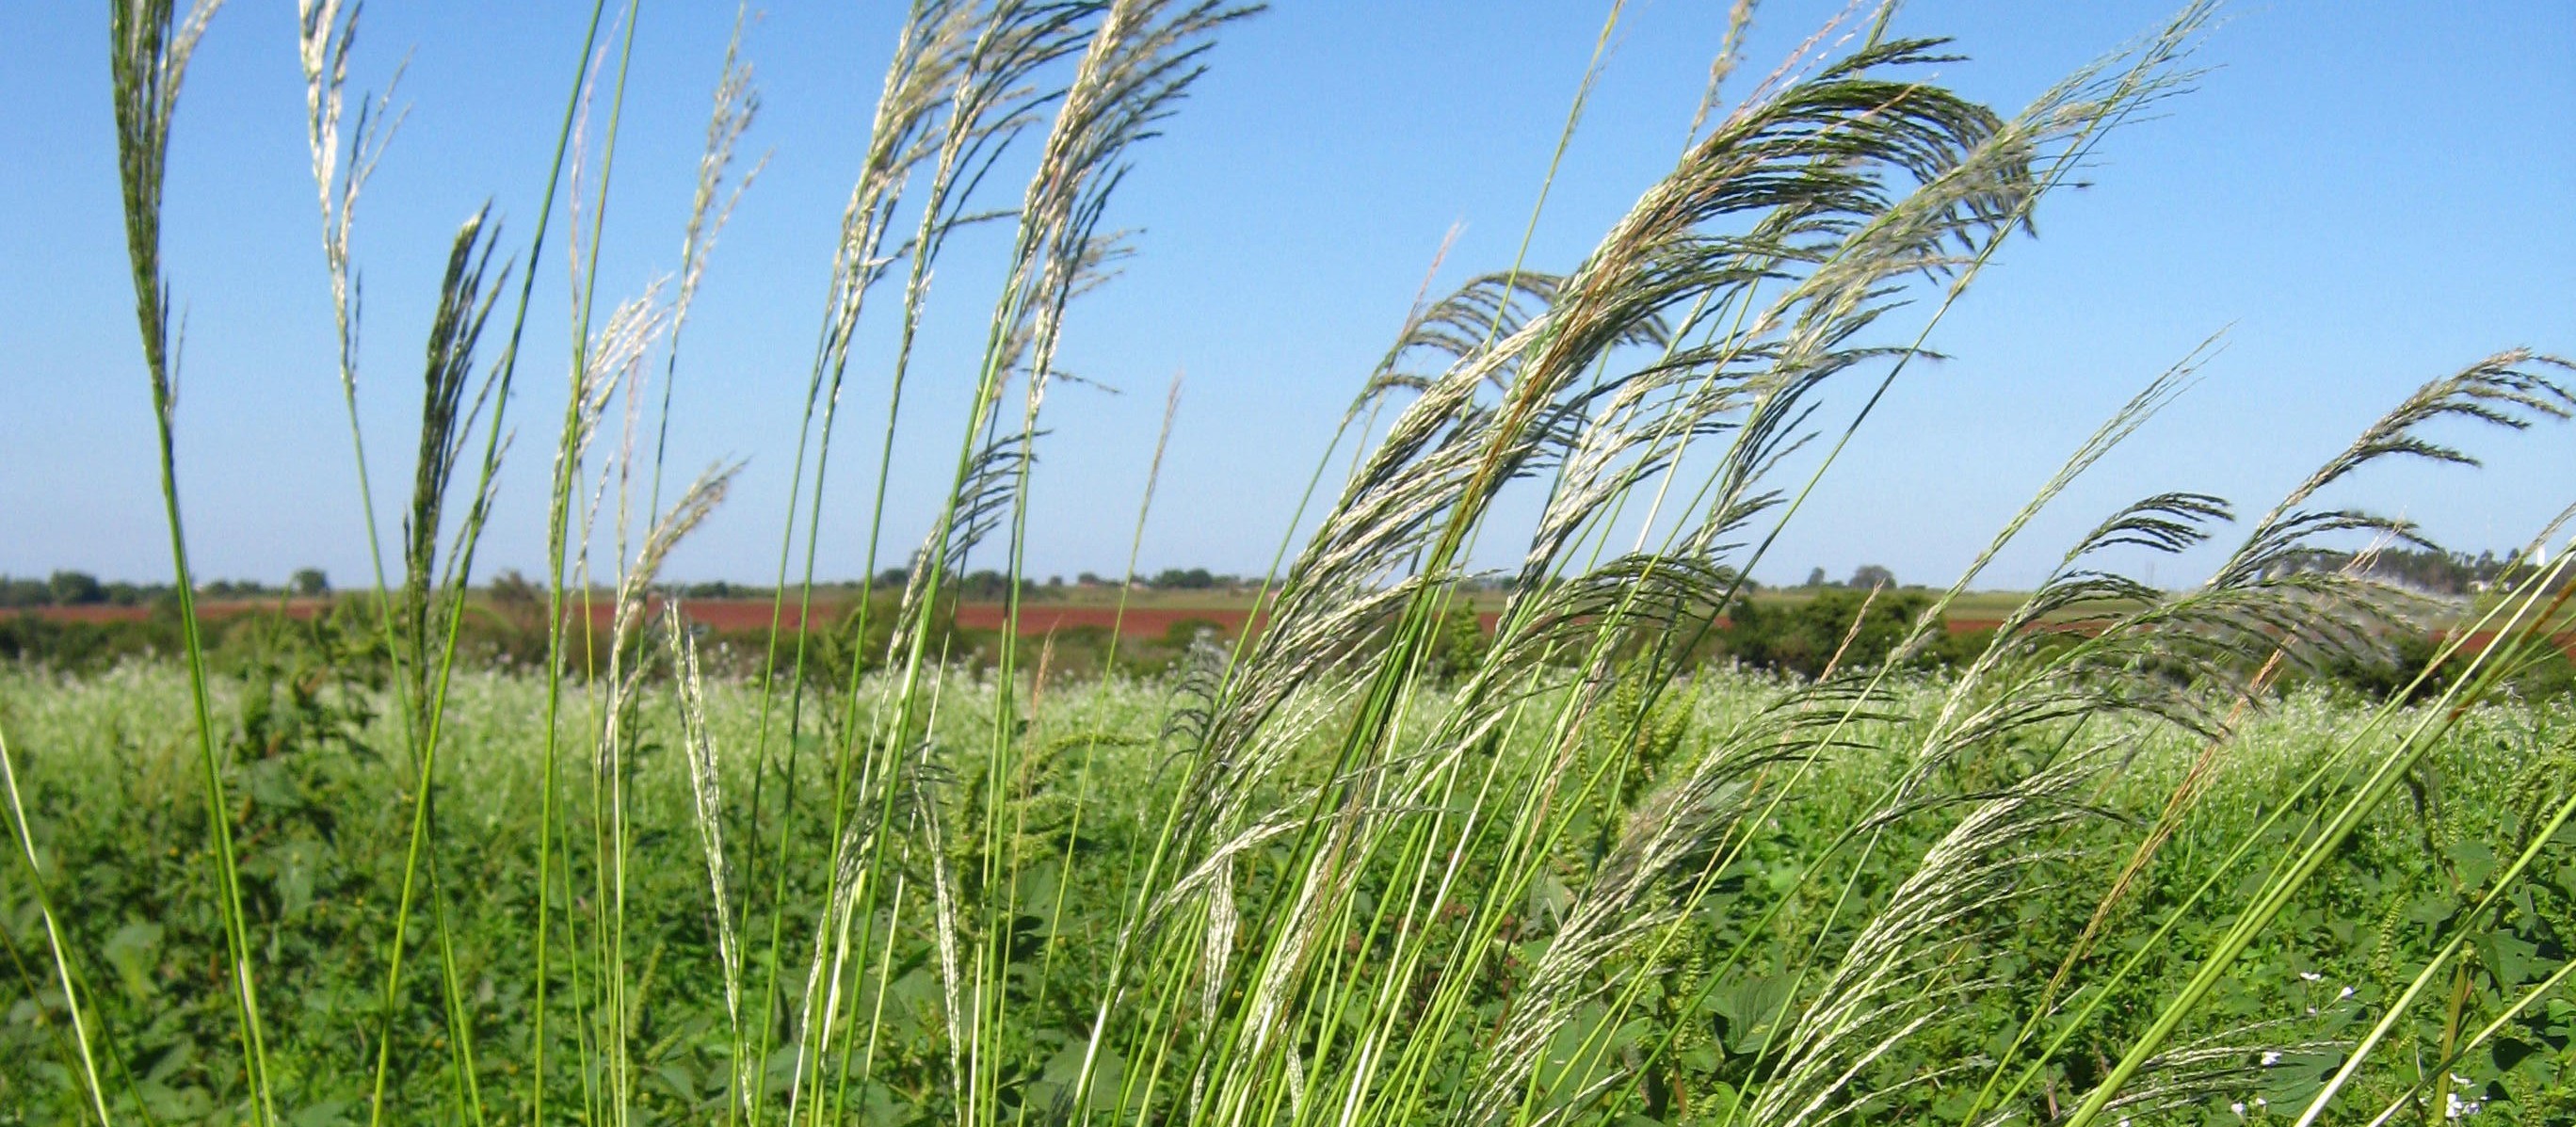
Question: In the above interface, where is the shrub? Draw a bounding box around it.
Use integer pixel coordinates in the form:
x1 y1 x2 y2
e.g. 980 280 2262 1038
1715 588 1940 678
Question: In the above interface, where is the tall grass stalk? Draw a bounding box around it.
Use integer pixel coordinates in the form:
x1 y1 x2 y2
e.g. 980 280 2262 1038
105 2 279 1123
735 5 1001 1120
0 723 111 1125
532 5 643 1123
294 0 415 738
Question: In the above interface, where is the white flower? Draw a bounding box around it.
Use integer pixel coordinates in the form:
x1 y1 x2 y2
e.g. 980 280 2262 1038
2262 1051 2283 1066
2299 971 2322 981
2232 1101 2246 1117
2340 985 2356 999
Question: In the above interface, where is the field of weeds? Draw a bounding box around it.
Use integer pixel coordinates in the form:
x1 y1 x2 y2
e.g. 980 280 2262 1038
5 668 2573 1122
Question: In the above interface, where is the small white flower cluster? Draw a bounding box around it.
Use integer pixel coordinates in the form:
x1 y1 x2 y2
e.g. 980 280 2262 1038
2446 1074 2483 1119
2293 971 2359 1015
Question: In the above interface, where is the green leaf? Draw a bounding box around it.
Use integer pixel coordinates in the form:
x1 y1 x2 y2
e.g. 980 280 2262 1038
2448 839 2499 892
104 920 162 1003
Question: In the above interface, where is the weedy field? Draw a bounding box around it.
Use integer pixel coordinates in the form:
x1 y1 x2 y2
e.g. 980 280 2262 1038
7 0 2575 1125
4 668 2574 1124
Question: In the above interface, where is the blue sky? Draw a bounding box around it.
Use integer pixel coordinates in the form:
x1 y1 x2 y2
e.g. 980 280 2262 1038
1 2 2568 590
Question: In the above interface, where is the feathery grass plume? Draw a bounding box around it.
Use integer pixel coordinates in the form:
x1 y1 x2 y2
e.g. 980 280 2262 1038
105 2 282 1123
743 0 986 728
1686 0 1760 146
296 0 409 636
582 459 740 1125
2054 355 2575 1125
1738 754 2105 1127
399 211 508 716
1455 353 2209 1127
290 21 506 1108
543 270 682 1127
297 2 619 1123
729 6 1007 1103
527 17 766 1127
791 5 1256 1122
1045 15 2202 1124
1865 354 2570 1122
949 4 1261 1109
297 4 610 1124
1505 356 2565 1126
49 0 2576 1122
648 1 764 521
361 207 514 1125
665 607 751 1122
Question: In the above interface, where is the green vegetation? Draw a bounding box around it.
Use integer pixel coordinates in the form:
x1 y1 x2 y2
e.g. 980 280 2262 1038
6 669 2576 1124
0 573 169 609
6 1 2574 1125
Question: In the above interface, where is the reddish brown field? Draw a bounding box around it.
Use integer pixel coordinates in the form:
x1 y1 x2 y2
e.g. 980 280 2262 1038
948 604 1269 636
664 599 837 632
17 600 2574 655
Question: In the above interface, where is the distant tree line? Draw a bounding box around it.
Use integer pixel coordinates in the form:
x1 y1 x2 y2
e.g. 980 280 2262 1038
1799 564 1899 590
0 569 329 608
2268 546 2562 596
10 551 2555 618
5 563 2568 700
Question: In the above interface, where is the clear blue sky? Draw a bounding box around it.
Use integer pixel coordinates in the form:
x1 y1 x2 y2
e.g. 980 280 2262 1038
1 2 2568 590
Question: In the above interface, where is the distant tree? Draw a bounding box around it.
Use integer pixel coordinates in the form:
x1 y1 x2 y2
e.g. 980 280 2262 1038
1046 574 1063 588
1804 567 1828 588
1151 567 1218 590
0 577 47 608
1076 572 1103 586
489 569 543 625
876 567 911 589
49 571 105 605
1847 564 1896 590
291 568 330 596
2268 545 2530 596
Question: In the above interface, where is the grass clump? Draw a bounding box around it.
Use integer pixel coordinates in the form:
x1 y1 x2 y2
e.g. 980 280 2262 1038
5 1 2574 1125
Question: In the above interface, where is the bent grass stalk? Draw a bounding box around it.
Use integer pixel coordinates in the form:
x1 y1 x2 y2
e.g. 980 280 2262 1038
0 723 110 1126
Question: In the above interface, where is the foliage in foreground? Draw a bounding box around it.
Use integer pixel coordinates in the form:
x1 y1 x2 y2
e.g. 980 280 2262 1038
5 669 2576 1124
